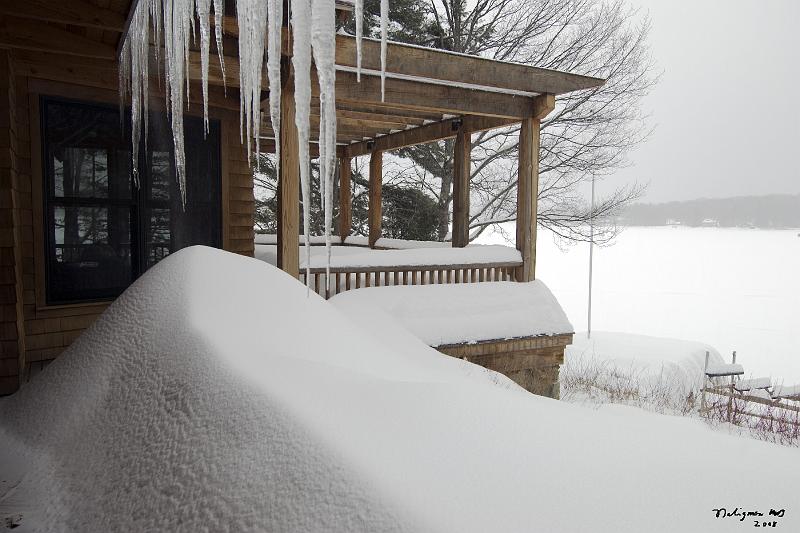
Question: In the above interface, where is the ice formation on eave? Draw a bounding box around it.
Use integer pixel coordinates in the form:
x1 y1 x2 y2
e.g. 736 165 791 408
121 0 389 271
355 0 363 81
311 0 338 287
380 0 388 101
292 0 313 282
266 0 282 166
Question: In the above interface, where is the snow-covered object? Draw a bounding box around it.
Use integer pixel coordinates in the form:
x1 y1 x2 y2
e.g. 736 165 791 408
380 0 388 101
254 243 522 269
705 363 745 377
567 332 725 392
734 377 772 392
332 280 573 346
2 247 799 532
772 384 800 399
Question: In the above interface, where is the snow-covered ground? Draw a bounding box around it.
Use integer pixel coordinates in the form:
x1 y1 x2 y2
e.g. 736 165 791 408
478 225 800 383
2 247 799 532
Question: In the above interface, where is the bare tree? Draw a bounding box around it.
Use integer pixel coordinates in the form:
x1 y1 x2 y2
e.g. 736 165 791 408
373 0 657 244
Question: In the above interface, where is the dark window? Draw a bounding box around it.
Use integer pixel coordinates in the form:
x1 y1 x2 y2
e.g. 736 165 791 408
42 98 221 304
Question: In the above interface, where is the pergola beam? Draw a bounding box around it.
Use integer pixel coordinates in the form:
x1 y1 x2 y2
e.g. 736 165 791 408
345 114 517 158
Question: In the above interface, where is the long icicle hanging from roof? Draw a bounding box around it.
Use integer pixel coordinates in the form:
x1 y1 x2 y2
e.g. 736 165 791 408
291 0 313 285
311 0 337 290
121 0 389 273
380 0 388 101
354 0 363 81
266 0 283 168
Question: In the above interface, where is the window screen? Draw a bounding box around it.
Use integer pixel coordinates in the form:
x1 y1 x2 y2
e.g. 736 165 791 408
42 98 221 304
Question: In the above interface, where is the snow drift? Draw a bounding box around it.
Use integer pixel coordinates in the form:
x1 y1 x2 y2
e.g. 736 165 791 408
1 247 799 532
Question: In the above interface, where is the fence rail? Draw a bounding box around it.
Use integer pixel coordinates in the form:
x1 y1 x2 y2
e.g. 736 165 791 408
299 261 523 298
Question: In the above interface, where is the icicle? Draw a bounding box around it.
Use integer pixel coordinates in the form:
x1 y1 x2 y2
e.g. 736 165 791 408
380 0 388 101
311 0 337 287
267 0 283 167
120 0 153 189
196 0 213 132
161 0 195 207
291 0 313 287
237 0 268 160
355 0 363 82
212 0 226 92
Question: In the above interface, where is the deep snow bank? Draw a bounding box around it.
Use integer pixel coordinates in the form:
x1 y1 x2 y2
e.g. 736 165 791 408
2 247 799 532
566 331 724 392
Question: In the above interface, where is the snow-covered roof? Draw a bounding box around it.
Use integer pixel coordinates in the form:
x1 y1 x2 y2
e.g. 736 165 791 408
2 247 800 531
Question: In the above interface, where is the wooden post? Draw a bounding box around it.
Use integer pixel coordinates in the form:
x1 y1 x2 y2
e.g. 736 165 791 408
277 75 299 278
368 150 382 248
338 154 352 239
515 117 539 282
516 94 555 282
452 126 471 247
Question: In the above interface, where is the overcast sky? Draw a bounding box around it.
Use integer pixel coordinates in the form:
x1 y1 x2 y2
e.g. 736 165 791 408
603 0 800 203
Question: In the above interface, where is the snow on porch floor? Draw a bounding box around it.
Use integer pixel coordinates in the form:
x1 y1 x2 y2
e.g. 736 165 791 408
331 280 573 346
254 241 522 269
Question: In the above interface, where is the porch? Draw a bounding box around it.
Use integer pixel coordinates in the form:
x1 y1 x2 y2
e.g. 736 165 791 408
0 0 601 395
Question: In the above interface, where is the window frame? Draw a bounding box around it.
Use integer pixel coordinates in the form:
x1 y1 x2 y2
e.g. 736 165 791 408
39 95 223 306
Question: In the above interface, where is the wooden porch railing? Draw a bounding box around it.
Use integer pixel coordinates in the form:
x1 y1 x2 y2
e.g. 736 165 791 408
299 261 523 299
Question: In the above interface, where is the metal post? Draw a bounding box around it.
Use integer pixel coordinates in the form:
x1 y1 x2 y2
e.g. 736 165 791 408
587 175 595 339
701 350 709 412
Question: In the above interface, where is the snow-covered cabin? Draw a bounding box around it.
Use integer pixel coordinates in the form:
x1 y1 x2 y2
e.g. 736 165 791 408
0 0 603 397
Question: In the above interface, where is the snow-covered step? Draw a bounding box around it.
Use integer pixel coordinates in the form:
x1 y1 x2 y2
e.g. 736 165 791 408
734 377 772 392
704 363 744 377
772 384 800 400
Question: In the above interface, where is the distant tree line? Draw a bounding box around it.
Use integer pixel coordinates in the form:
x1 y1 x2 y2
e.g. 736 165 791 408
620 194 800 228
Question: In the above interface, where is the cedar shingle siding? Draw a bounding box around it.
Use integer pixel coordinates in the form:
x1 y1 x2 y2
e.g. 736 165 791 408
0 47 254 393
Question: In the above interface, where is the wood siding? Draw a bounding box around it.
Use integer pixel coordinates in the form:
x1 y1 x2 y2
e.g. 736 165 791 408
1 49 254 390
0 50 27 394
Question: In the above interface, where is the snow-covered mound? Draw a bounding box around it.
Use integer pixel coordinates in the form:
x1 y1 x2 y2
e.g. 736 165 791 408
566 331 724 392
332 280 573 345
2 247 799 532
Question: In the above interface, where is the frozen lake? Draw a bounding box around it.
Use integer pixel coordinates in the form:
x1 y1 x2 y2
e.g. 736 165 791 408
479 226 800 383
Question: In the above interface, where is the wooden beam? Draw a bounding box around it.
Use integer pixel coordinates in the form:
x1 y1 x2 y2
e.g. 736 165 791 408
332 34 604 96
368 151 382 248
0 0 126 31
0 15 117 60
533 93 556 120
330 69 533 119
338 155 352 238
451 127 471 248
277 74 300 278
515 117 540 282
346 114 517 158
